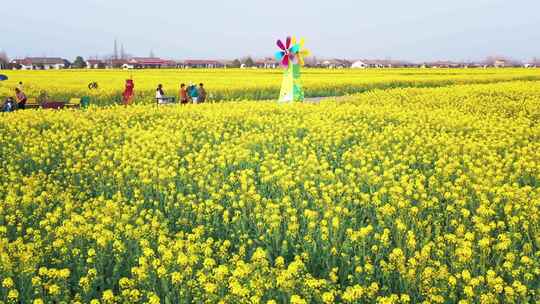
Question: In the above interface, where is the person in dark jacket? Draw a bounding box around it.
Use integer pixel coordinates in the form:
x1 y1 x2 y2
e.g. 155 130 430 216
1 97 16 112
198 83 207 103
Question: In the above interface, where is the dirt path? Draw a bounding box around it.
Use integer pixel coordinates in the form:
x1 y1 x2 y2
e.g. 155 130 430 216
304 96 348 103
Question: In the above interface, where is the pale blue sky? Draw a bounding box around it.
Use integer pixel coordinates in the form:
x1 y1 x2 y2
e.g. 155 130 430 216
2 0 539 62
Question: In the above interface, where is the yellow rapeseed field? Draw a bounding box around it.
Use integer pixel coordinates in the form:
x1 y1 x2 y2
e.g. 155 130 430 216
1 68 540 105
1 79 540 303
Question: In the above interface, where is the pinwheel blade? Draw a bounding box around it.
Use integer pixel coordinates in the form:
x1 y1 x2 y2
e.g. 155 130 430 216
299 38 305 48
277 39 286 50
291 36 297 46
299 56 305 66
281 55 289 67
286 36 291 49
275 51 285 61
290 44 300 54
301 49 311 58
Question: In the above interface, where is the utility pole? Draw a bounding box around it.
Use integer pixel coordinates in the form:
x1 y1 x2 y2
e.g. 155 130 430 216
114 38 119 60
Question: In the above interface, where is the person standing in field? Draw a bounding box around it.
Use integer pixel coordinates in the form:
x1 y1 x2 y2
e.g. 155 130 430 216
122 79 135 105
179 83 188 105
17 82 24 91
156 84 165 104
198 83 207 103
188 83 199 104
15 88 27 109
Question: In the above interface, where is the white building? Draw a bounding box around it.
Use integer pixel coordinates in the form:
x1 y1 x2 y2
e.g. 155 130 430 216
321 59 350 69
351 60 368 68
12 57 65 70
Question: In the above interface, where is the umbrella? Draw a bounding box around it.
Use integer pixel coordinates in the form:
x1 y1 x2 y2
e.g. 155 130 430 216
0 74 7 81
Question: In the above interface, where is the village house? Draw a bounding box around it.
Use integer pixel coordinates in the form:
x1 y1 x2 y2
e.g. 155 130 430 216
121 57 177 69
11 57 66 70
255 58 277 69
484 57 522 68
494 59 507 68
320 59 351 69
524 61 540 68
86 59 105 69
423 61 466 68
106 59 129 69
351 59 416 68
180 60 225 69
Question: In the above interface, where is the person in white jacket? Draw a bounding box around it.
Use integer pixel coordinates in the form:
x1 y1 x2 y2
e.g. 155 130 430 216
156 84 165 104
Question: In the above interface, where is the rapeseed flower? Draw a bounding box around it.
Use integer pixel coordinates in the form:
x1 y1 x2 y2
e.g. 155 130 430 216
1 79 540 303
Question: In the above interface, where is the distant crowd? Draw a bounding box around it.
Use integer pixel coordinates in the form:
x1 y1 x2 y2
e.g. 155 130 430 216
155 83 207 105
2 80 209 112
121 79 207 105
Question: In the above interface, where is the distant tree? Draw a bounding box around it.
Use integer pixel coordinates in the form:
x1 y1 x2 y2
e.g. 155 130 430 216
63 59 72 69
72 56 86 68
0 50 8 69
483 56 504 67
231 59 241 68
304 56 317 67
9 63 22 70
243 57 254 67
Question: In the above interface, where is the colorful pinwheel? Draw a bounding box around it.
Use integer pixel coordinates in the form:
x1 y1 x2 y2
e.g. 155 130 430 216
276 35 309 102
294 37 311 66
275 36 296 67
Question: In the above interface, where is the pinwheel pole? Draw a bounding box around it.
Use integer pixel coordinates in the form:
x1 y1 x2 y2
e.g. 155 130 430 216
279 62 303 102
275 36 310 103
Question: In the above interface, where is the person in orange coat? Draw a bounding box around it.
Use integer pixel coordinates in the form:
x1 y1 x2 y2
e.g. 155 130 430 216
122 79 135 105
179 83 188 105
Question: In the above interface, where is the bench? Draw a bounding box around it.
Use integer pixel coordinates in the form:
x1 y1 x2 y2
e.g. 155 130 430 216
26 98 40 109
64 98 81 109
42 101 65 110
156 97 177 105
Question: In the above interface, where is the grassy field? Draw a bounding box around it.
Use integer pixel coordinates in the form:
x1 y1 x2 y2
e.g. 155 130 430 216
1 79 539 303
1 68 540 105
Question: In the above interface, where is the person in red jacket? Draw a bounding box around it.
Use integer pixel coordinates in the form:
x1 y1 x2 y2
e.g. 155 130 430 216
122 79 134 105
179 83 188 105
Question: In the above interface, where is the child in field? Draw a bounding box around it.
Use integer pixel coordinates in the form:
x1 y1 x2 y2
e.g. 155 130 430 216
179 83 188 104
198 83 207 103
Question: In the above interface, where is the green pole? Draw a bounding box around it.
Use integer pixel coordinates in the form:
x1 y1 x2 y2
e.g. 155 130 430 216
279 63 304 103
